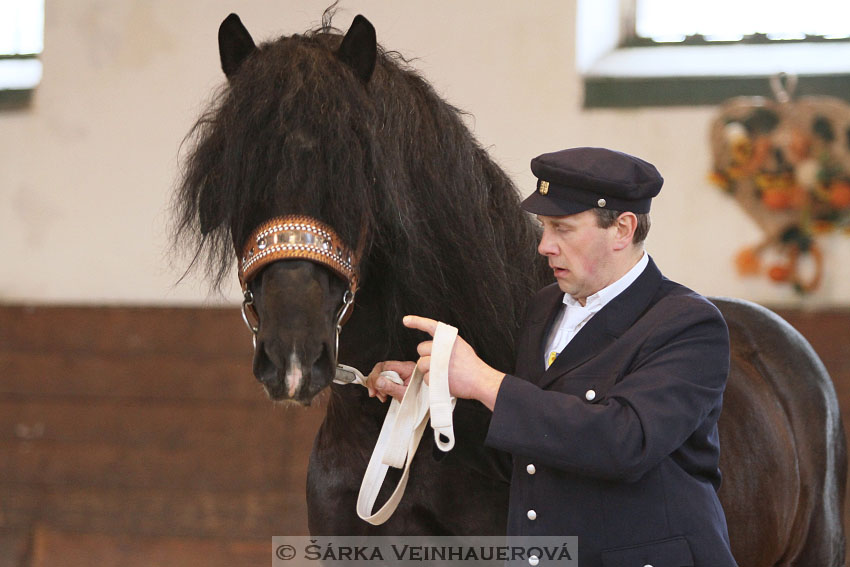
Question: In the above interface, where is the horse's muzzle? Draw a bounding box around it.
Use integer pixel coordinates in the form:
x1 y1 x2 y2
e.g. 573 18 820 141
253 339 334 404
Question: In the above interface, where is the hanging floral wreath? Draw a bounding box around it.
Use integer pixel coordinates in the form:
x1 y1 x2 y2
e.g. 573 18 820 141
709 74 850 294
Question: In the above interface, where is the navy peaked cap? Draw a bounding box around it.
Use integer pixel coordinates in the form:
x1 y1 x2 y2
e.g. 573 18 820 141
521 147 663 216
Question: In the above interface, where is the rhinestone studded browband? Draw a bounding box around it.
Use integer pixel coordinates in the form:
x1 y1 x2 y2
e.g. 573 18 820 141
237 215 359 292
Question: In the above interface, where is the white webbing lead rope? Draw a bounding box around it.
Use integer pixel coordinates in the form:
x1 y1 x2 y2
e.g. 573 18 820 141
334 322 458 525
426 323 457 452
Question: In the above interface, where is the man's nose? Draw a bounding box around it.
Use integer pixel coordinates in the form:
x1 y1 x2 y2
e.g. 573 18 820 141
537 231 557 256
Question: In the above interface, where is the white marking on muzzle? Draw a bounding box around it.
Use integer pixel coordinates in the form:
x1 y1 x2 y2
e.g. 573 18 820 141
286 351 303 398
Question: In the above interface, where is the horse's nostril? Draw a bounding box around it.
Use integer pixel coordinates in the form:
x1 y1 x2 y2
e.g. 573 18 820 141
253 341 278 386
311 342 334 381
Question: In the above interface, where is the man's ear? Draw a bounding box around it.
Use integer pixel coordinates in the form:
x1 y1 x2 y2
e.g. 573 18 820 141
613 212 638 250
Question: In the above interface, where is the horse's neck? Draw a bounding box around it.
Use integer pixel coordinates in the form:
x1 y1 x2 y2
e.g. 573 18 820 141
337 282 398 372
338 225 549 373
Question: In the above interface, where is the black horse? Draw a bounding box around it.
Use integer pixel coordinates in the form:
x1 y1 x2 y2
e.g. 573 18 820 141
175 12 847 565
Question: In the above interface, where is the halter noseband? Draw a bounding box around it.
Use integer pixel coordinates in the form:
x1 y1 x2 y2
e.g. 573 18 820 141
237 215 360 348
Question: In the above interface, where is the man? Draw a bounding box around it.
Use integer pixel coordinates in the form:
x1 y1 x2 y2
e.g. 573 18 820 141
371 147 737 566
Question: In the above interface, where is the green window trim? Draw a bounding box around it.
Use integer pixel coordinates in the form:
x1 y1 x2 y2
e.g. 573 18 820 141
581 35 850 108
585 74 850 108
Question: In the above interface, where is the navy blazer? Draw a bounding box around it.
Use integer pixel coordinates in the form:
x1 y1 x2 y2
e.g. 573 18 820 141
485 258 738 567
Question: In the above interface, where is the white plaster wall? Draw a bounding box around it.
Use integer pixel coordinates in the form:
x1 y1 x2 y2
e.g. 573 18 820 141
2 0 847 306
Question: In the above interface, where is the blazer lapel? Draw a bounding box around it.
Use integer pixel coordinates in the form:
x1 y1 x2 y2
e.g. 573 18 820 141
517 284 564 380
536 257 663 390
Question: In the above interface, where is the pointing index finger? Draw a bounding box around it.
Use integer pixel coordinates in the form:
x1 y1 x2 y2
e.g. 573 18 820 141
402 315 439 337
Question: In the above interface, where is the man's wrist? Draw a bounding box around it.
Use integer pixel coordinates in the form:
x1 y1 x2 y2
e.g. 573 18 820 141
476 368 506 411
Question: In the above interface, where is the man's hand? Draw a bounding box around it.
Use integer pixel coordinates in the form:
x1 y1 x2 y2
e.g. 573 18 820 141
400 315 505 410
365 360 415 403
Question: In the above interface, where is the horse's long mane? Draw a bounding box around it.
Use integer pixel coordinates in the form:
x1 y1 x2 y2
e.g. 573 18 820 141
174 15 547 369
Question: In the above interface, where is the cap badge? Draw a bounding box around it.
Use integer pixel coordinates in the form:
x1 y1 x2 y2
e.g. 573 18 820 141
597 198 607 207
539 180 549 195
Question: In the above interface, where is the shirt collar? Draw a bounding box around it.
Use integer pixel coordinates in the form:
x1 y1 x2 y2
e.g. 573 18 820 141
563 251 649 310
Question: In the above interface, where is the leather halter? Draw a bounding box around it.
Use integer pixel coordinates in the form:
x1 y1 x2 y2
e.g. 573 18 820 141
236 215 360 343
238 215 359 293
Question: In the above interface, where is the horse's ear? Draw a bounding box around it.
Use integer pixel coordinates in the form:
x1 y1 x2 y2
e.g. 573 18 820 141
336 15 377 83
218 13 257 80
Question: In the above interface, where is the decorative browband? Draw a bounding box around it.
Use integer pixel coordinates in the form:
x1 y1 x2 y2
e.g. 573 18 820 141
237 215 359 292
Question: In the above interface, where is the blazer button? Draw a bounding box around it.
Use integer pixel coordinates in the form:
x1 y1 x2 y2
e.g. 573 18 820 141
527 509 537 520
526 464 536 475
585 389 596 401
529 555 539 566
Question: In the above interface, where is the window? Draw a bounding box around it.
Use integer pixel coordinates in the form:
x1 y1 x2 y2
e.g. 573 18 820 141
0 0 45 103
579 0 850 108
630 0 850 45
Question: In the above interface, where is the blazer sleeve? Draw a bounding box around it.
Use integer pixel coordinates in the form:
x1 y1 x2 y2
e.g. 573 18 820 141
484 296 730 483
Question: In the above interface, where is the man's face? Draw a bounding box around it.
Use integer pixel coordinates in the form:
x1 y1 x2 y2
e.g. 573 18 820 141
536 210 619 302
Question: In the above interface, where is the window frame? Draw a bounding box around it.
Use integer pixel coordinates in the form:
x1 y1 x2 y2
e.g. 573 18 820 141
623 0 850 47
0 55 42 109
579 0 850 108
0 0 45 109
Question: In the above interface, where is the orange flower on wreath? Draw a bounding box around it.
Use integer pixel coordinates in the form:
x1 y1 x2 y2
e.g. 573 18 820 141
768 264 793 282
828 181 850 209
734 247 761 276
761 188 791 210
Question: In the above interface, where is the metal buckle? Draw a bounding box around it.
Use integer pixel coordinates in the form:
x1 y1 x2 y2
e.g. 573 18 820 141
334 288 355 356
241 289 259 349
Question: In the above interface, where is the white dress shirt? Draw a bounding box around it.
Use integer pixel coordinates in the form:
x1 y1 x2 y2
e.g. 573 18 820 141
544 252 649 368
